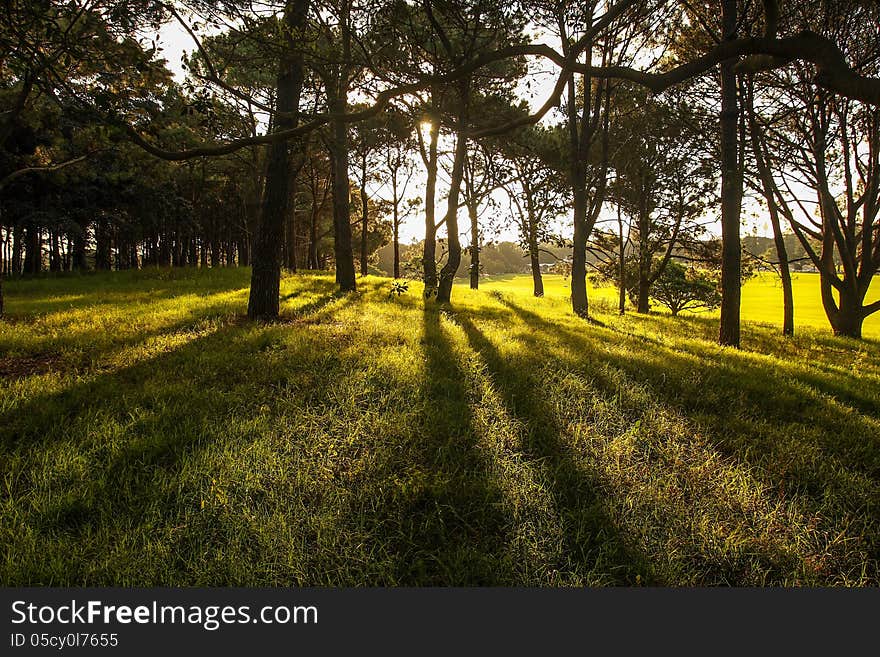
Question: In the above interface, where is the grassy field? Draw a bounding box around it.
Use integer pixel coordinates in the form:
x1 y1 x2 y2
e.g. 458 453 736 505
482 272 880 338
1 268 879 585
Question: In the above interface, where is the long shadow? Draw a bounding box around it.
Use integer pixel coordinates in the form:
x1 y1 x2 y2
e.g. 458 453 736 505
453 311 654 585
495 296 880 580
499 296 880 474
619 309 880 416
350 303 513 584
1 291 354 585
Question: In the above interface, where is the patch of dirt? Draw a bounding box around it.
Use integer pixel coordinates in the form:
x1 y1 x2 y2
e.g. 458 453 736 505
0 352 64 379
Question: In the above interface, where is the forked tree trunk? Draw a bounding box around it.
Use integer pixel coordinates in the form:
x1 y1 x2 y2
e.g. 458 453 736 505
821 277 864 338
436 82 470 304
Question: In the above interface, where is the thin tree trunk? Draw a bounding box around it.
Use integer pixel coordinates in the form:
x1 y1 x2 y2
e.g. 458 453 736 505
617 204 626 314
392 175 400 279
422 99 440 297
359 151 369 276
719 0 743 347
468 200 479 290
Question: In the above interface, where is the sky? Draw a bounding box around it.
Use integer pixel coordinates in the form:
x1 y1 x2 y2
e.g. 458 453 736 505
155 17 776 249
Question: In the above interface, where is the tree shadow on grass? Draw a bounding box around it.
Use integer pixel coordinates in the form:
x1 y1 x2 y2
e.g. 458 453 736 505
453 312 653 585
4 268 252 318
618 310 880 417
0 291 353 584
496 296 880 582
349 303 514 584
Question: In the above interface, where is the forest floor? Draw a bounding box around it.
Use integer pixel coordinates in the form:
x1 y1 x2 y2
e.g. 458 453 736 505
1 268 879 585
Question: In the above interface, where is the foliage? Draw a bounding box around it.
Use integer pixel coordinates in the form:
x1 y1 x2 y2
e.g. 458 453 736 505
650 260 722 316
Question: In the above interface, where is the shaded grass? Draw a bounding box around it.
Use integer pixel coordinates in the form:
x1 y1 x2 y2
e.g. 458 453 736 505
1 269 878 585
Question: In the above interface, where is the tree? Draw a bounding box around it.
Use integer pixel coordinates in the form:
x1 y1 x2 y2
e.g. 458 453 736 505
499 125 569 297
745 0 880 338
651 259 722 316
606 85 714 313
744 75 794 335
247 0 311 319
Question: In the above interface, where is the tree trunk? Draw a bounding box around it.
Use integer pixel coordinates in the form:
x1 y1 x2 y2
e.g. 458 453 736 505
392 176 400 279
718 0 742 347
49 230 61 272
436 82 470 304
468 200 479 290
617 205 626 314
359 152 369 276
329 113 356 291
247 0 309 320
23 226 41 274
309 204 319 269
72 220 87 270
11 223 22 275
523 189 542 296
529 245 543 297
422 104 440 297
822 277 864 338
570 184 589 317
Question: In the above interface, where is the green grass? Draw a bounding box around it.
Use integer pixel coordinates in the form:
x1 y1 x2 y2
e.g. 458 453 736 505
481 272 880 338
1 268 879 585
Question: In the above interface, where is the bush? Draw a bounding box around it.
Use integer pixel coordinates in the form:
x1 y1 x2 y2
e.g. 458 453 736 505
651 261 721 316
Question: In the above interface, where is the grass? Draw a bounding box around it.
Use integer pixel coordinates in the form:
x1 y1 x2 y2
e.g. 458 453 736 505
481 272 880 338
1 267 878 585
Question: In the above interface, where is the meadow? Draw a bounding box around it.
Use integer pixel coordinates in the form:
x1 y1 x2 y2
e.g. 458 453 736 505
1 268 878 585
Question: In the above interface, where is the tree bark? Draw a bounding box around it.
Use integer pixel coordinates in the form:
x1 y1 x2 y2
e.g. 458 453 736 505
247 0 309 320
525 188 543 297
359 150 369 276
719 0 743 347
329 110 357 291
821 276 864 338
617 204 626 314
468 200 479 290
436 81 471 304
11 223 22 275
570 183 589 316
422 100 440 297
392 174 400 279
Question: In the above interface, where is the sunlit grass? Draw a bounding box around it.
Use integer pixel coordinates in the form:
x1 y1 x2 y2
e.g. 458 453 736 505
1 268 878 585
481 272 880 338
